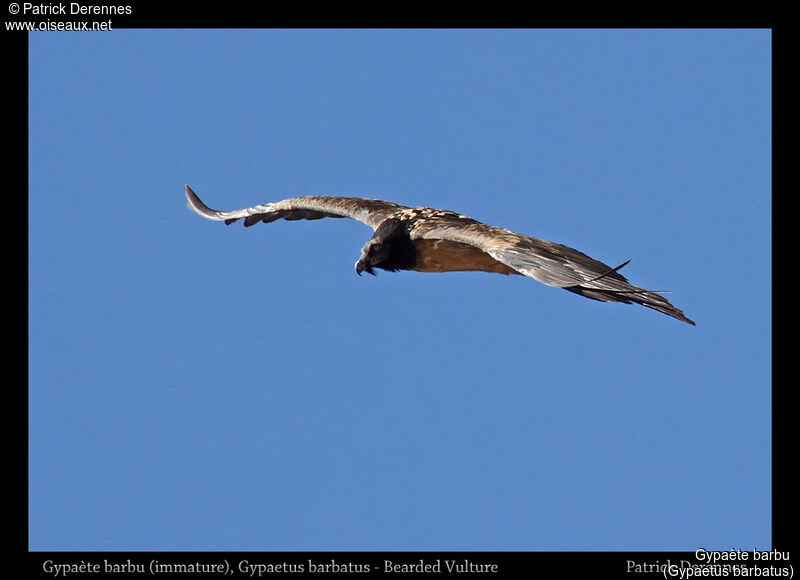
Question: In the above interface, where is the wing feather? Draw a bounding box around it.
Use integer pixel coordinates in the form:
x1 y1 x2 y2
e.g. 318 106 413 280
185 185 407 231
408 211 695 325
408 212 598 286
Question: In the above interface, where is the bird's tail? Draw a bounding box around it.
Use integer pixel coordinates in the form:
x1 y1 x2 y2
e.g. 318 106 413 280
566 284 695 326
565 260 695 325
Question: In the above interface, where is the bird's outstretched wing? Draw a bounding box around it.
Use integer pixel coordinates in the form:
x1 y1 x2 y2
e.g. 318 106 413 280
406 210 695 325
185 185 407 231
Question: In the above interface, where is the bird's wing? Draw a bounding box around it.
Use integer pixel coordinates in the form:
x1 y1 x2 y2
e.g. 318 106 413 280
185 185 407 231
407 210 695 325
404 209 603 286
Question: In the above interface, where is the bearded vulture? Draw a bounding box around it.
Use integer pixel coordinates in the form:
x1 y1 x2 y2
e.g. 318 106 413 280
185 185 694 325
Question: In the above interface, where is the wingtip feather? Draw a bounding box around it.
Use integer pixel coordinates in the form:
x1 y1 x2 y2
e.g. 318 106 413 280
184 184 231 222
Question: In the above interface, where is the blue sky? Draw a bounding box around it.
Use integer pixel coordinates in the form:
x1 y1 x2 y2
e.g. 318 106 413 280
28 29 771 551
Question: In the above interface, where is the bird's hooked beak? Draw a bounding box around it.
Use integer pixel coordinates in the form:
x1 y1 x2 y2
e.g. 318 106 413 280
355 255 375 276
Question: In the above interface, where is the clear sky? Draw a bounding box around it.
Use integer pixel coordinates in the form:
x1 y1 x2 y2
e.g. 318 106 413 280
28 29 771 551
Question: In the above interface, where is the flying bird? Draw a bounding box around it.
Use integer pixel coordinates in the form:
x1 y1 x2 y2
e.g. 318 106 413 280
185 185 694 325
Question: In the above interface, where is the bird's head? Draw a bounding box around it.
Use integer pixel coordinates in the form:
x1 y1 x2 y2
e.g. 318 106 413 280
355 219 416 276
355 238 388 276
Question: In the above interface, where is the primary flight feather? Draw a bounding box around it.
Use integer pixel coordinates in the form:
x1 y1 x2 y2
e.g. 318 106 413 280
185 185 694 325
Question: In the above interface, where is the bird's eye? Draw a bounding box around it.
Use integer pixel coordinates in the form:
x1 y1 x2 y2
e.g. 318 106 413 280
371 242 382 253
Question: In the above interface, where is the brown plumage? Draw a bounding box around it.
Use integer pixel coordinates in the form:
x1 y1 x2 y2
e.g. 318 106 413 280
185 185 694 325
